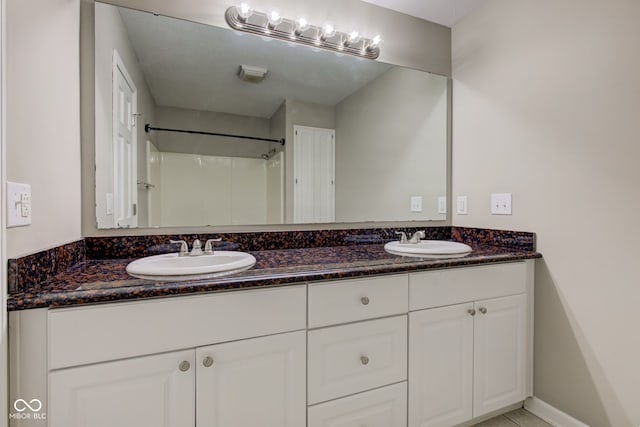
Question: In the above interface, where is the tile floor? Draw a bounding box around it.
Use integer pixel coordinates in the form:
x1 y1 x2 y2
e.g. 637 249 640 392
473 408 552 427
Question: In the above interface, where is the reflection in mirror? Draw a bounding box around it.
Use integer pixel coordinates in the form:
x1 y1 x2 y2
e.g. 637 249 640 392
94 2 448 229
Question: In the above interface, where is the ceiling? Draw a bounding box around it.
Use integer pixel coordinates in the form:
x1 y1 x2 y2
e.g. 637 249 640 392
361 0 489 27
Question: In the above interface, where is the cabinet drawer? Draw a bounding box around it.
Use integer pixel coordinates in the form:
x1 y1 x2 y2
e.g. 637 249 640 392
308 315 407 404
48 285 306 370
309 275 408 328
308 382 407 427
410 262 527 311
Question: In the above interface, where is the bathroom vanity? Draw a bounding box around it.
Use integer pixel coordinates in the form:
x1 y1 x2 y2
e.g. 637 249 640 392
8 232 538 427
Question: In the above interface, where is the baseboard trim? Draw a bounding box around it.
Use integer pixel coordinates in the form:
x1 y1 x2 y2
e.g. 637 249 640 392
524 397 590 427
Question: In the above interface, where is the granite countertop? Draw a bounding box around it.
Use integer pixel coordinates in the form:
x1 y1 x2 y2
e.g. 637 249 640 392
7 243 541 311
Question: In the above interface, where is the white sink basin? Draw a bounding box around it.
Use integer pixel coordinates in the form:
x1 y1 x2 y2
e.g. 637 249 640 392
126 251 256 281
384 240 472 258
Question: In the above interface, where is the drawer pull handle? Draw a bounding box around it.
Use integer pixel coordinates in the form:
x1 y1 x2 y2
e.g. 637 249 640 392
360 296 370 305
179 361 191 372
479 307 488 314
203 356 214 367
467 309 476 316
360 356 370 365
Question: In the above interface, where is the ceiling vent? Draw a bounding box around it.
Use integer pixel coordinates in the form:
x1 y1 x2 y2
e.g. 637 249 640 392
237 65 268 83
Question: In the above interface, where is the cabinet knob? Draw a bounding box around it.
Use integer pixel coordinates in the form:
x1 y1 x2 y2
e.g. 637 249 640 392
360 356 370 365
360 296 370 306
479 307 487 314
203 356 214 368
467 308 476 316
179 361 191 372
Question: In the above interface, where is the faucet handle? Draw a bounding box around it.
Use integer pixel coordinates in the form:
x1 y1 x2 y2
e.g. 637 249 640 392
169 240 189 257
409 230 426 243
204 238 223 255
395 231 408 244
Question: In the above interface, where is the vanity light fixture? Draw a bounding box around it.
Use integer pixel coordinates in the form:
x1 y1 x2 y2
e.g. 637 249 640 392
225 4 381 59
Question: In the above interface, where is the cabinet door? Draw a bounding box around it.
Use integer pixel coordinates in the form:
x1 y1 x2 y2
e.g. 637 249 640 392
409 303 474 427
473 293 527 417
196 330 306 427
49 349 195 427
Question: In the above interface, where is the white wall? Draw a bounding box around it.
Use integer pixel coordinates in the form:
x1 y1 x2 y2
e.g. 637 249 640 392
335 67 447 222
452 1 640 426
158 152 268 226
6 0 81 257
154 106 275 159
94 2 157 228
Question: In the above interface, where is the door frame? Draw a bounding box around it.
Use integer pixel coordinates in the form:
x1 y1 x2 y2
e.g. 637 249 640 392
1 0 8 423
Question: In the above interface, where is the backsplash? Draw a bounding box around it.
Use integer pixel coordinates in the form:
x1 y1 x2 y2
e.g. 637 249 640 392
7 239 86 293
7 226 536 293
451 227 536 252
84 227 450 259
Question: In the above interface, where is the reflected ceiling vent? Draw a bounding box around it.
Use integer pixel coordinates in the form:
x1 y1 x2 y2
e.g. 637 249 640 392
237 64 268 83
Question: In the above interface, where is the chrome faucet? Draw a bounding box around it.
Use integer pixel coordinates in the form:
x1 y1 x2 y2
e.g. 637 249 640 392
190 239 204 256
170 238 218 256
408 230 426 244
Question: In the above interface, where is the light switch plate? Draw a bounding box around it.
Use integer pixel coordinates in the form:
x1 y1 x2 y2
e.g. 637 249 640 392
410 196 423 212
456 196 468 215
491 193 512 215
437 196 447 214
7 182 32 227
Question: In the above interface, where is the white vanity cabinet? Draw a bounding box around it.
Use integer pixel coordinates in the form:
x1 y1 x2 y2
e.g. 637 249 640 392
408 263 533 427
34 285 307 427
9 260 534 427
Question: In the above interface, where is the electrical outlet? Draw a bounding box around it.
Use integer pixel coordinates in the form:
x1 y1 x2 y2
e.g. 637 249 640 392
491 193 512 215
456 196 468 215
410 196 423 212
7 182 32 227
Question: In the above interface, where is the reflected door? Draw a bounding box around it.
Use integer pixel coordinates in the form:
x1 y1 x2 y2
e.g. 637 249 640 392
112 50 138 228
293 125 335 223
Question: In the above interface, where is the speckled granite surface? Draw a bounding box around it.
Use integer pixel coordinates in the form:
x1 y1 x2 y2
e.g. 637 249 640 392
7 240 86 293
84 227 450 259
7 240 541 311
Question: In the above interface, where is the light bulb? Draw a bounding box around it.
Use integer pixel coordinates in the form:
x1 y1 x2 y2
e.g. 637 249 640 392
321 22 335 39
236 2 253 21
365 34 382 52
267 10 283 28
343 30 360 47
295 17 309 35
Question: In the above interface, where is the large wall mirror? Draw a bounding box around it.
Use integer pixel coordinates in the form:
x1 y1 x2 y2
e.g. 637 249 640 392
94 2 448 229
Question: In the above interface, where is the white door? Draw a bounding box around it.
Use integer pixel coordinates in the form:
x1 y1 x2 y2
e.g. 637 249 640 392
49 349 195 427
293 125 335 223
473 294 528 417
196 330 306 427
409 303 474 427
112 50 137 228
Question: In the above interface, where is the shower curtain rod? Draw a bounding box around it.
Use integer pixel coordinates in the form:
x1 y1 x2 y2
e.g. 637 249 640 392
144 124 285 146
